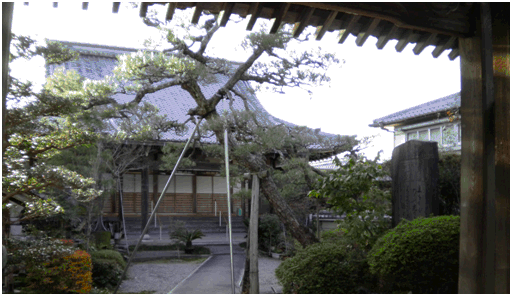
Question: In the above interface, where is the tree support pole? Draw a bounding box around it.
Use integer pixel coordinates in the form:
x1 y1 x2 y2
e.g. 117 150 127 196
113 118 203 294
224 128 236 294
249 174 260 294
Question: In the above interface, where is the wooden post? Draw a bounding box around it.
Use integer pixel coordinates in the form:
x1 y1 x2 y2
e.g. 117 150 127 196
458 3 510 293
192 175 197 213
141 167 149 234
491 3 510 293
249 174 260 294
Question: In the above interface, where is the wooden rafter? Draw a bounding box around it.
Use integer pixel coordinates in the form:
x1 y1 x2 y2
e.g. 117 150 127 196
432 36 457 58
270 3 290 34
338 14 361 44
356 18 381 47
246 3 262 31
376 22 398 49
315 11 338 41
112 2 120 13
219 2 235 27
448 47 459 61
191 4 204 24
413 33 438 55
395 29 414 52
165 2 177 21
139 2 149 18
292 6 315 38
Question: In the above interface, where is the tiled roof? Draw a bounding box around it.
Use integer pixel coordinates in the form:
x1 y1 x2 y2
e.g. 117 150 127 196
47 41 337 146
369 92 460 127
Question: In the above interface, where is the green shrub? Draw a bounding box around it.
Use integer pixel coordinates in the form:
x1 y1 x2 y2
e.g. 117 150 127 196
275 242 377 293
438 154 461 215
368 215 460 293
25 249 92 293
90 250 126 289
170 229 205 254
258 214 282 254
94 231 112 249
90 250 126 268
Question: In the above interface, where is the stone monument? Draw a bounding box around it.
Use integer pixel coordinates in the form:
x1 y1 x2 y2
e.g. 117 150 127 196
391 140 440 227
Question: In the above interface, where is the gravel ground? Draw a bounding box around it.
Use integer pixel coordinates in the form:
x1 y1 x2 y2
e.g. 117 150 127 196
118 258 206 294
117 255 283 294
257 255 283 294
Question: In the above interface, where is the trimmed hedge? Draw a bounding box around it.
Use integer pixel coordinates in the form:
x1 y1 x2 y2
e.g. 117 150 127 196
90 250 126 289
275 242 377 293
368 215 460 293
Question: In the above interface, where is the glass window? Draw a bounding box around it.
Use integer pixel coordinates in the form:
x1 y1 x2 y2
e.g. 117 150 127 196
407 132 418 140
430 128 441 143
443 125 457 146
419 130 429 141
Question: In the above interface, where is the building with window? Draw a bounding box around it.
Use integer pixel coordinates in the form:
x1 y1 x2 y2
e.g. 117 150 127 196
370 92 461 153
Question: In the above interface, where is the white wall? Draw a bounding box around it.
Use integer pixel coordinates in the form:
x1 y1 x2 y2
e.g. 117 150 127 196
175 175 193 193
213 176 227 194
197 176 213 194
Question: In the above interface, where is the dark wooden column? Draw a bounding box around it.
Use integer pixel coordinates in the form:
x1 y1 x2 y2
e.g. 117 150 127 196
491 3 510 293
458 3 510 293
192 175 197 213
141 167 149 233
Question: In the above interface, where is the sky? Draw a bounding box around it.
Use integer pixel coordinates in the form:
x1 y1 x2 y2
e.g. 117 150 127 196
10 2 462 161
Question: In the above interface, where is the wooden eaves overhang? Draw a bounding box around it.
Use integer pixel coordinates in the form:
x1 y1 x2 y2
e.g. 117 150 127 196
40 2 477 59
131 2 476 60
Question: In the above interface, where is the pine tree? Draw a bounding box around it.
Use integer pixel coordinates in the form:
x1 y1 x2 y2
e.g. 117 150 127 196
44 9 359 247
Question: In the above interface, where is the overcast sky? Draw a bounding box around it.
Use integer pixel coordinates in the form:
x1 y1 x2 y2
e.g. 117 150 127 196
10 2 461 161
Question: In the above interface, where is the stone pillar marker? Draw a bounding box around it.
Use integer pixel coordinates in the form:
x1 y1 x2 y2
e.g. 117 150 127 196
391 140 440 227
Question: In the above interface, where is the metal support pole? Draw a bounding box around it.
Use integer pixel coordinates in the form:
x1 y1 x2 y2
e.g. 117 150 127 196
113 118 203 294
224 128 236 294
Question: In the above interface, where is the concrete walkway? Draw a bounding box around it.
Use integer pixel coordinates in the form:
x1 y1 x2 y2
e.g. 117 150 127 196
169 244 246 294
121 232 248 293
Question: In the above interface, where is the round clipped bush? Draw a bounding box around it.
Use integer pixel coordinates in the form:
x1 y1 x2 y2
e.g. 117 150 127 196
275 242 377 293
368 215 460 293
90 250 126 289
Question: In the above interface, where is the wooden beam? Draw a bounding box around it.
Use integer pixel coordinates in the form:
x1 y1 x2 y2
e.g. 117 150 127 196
112 2 120 13
376 23 399 49
292 6 315 38
82 2 88 10
191 4 203 24
338 14 361 44
315 11 338 40
395 29 413 52
219 2 235 27
356 18 381 46
270 3 290 34
413 33 438 55
432 36 457 58
139 2 148 18
165 2 177 21
246 2 262 31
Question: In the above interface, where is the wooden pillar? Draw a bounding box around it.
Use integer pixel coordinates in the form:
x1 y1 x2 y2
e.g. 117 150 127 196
458 3 510 293
192 175 197 213
141 167 149 233
491 3 510 293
